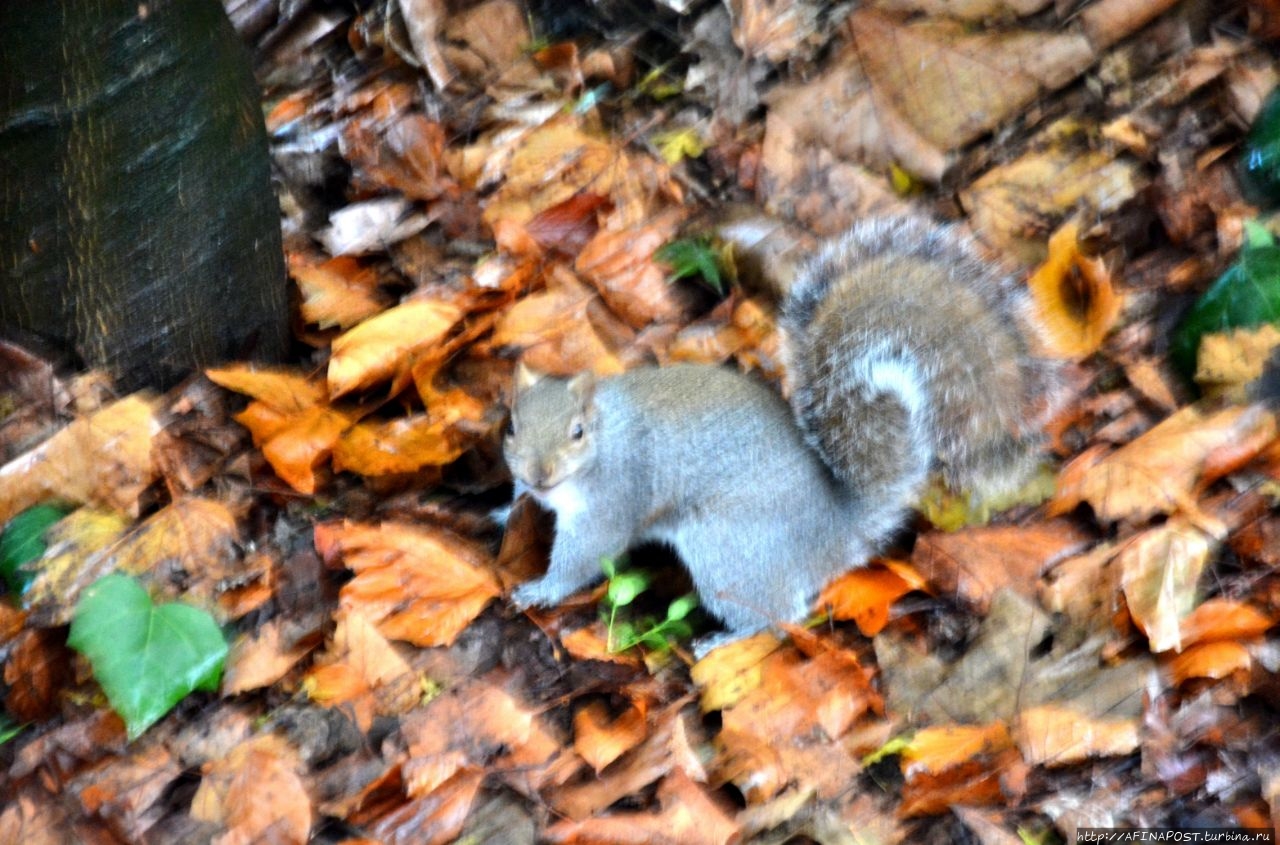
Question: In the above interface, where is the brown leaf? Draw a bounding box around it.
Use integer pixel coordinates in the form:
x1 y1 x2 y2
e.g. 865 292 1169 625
1118 518 1217 653
851 8 1093 152
223 619 315 695
292 257 388 331
0 394 160 523
318 521 500 647
333 415 468 476
573 700 649 774
544 770 740 845
575 217 696 330
912 521 1094 612
191 734 312 845
1050 404 1277 525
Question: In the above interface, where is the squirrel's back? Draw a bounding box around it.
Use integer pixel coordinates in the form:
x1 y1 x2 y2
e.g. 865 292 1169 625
782 216 1054 520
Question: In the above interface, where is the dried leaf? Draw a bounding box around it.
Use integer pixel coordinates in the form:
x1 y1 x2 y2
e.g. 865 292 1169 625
1013 705 1140 766
901 723 1014 777
293 258 388 331
191 734 311 844
333 415 467 476
817 561 927 636
573 700 649 774
0 395 160 523
318 521 499 647
1051 404 1277 524
1118 519 1217 654
1027 220 1123 359
328 299 462 398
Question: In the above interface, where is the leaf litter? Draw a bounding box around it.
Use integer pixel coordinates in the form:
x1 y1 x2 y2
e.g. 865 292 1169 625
3 1 1280 842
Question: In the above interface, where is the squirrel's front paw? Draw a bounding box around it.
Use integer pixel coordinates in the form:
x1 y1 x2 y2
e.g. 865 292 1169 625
511 577 577 610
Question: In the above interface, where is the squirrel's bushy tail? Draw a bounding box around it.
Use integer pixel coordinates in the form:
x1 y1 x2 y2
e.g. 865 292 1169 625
781 216 1057 526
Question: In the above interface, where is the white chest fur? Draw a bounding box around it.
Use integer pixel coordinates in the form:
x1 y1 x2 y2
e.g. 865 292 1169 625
540 479 588 527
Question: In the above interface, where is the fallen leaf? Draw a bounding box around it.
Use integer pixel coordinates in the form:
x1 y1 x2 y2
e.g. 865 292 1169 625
817 561 928 636
333 415 468 476
0 395 160 523
1050 404 1277 525
1118 519 1217 654
328 298 462 398
573 699 649 774
191 734 311 844
1169 640 1253 685
292 258 388 330
1027 220 1123 359
901 723 1014 777
1013 704 1140 767
317 521 500 647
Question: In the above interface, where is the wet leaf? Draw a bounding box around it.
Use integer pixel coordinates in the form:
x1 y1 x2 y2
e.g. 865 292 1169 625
68 574 227 740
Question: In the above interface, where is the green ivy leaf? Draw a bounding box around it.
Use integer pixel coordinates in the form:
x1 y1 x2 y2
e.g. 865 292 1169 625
1240 87 1280 206
1170 222 1280 378
0 503 71 595
68 574 227 740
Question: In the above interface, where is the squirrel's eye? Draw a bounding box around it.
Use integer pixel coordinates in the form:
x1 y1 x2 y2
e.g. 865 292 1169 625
504 417 515 437
569 420 584 441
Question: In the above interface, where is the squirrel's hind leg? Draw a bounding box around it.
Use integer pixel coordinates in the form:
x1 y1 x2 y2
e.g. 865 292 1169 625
673 522 812 655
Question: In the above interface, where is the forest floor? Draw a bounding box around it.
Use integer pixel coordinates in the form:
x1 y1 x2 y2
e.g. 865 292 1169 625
4 0 1280 842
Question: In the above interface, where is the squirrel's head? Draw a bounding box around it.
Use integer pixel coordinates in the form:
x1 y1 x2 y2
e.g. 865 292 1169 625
504 363 599 496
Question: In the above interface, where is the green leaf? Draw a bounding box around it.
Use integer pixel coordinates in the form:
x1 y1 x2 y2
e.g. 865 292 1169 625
1170 225 1280 378
0 503 71 595
606 570 650 608
0 714 22 745
656 237 725 295
68 574 227 740
666 593 698 622
861 734 913 767
1240 87 1280 206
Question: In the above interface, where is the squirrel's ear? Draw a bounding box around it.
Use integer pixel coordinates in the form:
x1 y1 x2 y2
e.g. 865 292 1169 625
567 371 598 403
513 361 540 392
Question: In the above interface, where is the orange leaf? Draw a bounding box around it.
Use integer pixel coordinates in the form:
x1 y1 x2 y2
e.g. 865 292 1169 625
1027 220 1122 359
901 723 1013 777
1051 404 1276 524
323 521 500 647
573 700 649 773
293 258 387 330
1013 705 1139 767
333 415 467 476
1179 598 1274 647
206 365 324 414
1169 640 1252 684
328 299 462 398
257 405 359 495
191 735 311 844
817 563 922 636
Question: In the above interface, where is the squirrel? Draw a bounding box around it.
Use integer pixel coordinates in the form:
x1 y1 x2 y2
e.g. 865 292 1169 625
504 215 1058 654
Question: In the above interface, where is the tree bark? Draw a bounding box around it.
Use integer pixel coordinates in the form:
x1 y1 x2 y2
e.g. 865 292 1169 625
1 0 289 391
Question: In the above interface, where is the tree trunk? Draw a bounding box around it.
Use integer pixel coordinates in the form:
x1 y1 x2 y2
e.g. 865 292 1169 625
0 0 289 391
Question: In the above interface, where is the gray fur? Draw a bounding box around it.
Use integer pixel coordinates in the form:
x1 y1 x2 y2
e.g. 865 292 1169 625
506 216 1058 654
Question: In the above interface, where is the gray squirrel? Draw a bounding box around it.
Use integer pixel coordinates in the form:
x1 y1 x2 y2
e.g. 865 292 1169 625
504 216 1058 654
